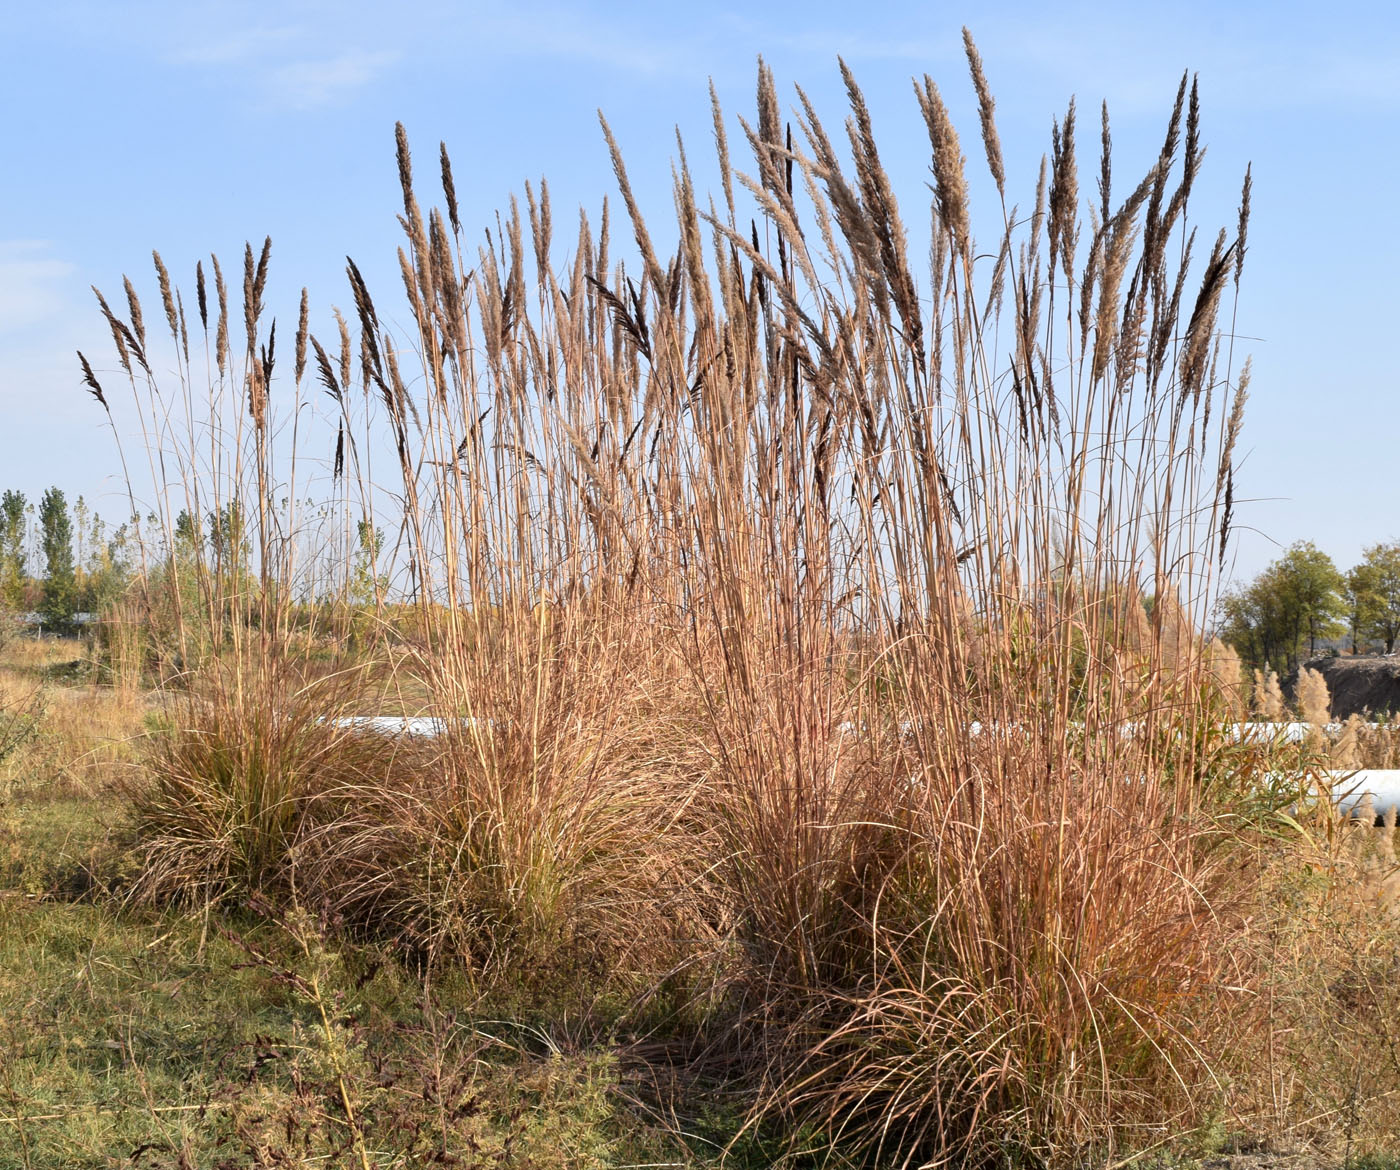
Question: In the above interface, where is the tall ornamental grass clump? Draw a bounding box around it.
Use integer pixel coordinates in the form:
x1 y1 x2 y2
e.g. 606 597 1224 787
126 656 405 907
302 598 713 988
88 31 1258 1164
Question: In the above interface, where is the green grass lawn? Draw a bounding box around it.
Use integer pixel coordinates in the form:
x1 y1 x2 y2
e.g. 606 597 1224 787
0 895 672 1167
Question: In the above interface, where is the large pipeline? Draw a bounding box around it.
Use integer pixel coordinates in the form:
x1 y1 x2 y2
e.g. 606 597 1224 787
327 716 1400 818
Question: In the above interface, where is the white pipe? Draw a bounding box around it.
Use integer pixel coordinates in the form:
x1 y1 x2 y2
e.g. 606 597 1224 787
328 715 491 736
326 717 1400 816
1315 771 1400 818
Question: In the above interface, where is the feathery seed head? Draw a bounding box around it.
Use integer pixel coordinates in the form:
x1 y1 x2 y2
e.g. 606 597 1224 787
295 287 309 386
917 74 970 258
196 260 208 332
123 276 146 350
77 349 108 410
439 140 460 235
962 28 1005 196
395 122 414 211
1235 163 1251 289
212 254 230 377
93 287 132 375
1049 99 1079 283
1298 666 1331 728
1099 101 1112 225
243 242 257 353
153 250 178 342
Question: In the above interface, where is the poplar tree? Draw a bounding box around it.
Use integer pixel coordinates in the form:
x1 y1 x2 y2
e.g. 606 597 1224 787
39 487 75 631
0 490 25 608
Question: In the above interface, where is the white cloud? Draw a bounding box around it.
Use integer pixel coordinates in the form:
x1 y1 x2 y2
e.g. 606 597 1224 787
173 23 304 65
466 9 693 77
160 8 399 110
948 18 1400 116
263 48 400 109
0 241 76 333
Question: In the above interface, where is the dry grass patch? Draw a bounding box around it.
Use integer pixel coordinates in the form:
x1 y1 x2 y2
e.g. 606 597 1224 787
1232 812 1400 1163
73 31 1361 1168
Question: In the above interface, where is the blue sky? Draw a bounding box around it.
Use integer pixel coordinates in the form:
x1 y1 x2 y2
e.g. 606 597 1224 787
1 0 1396 584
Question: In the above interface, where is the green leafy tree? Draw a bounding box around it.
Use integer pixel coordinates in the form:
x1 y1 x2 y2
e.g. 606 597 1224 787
1347 541 1400 654
82 515 134 614
349 520 384 608
1219 541 1346 674
1343 566 1372 653
0 490 26 609
1218 581 1278 675
1281 541 1347 660
73 495 90 597
173 509 200 557
39 487 76 631
208 501 249 586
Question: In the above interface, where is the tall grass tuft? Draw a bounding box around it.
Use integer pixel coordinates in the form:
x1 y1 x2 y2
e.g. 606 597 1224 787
126 656 393 906
90 32 1259 1164
305 602 711 991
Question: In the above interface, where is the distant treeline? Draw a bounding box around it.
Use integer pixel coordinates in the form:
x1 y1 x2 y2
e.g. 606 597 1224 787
1218 540 1400 675
0 488 135 633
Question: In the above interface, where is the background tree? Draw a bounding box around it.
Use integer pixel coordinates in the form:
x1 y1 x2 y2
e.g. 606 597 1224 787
349 520 384 608
1279 541 1346 660
80 514 134 615
1348 541 1400 654
73 495 90 601
1218 573 1285 674
0 490 26 609
207 501 249 586
39 487 76 632
173 509 200 557
1343 564 1373 653
1218 541 1346 674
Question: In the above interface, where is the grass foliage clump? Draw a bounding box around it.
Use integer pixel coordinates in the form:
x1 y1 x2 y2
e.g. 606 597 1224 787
128 658 391 906
81 33 1279 1166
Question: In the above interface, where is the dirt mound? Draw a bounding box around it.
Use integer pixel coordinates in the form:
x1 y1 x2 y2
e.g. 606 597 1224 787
1297 654 1400 719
